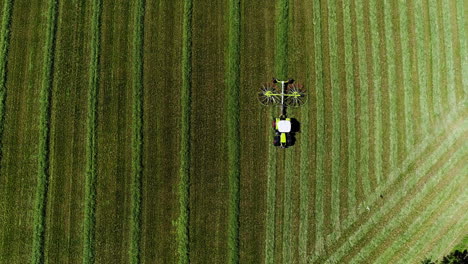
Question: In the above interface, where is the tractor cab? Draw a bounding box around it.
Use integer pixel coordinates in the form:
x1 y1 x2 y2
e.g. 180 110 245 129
273 116 293 148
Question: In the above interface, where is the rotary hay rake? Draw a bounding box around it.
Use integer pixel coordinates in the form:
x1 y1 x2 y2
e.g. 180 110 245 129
258 78 306 148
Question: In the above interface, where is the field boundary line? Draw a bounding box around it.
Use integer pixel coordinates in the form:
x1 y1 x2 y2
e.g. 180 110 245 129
313 99 467 261
31 0 58 263
82 0 102 263
313 120 467 263
0 0 13 170
350 152 467 263
129 0 145 263
176 0 192 263
226 0 240 262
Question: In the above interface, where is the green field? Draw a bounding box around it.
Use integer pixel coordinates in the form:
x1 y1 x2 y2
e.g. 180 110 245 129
0 0 466 263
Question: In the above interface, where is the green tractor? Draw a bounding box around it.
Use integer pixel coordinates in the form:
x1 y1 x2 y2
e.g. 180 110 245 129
258 78 306 148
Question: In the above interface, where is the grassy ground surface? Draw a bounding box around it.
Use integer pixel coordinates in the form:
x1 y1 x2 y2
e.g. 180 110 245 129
0 0 466 263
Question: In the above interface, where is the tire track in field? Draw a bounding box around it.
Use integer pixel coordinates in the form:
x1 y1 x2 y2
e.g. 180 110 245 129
435 1 449 115
31 0 58 262
82 0 101 262
312 0 325 253
449 0 464 102
313 117 467 263
176 0 192 263
311 101 467 261
226 0 240 262
348 143 467 263
0 0 13 166
130 0 144 263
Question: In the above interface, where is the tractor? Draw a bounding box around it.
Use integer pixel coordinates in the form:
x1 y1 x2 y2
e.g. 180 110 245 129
258 78 306 148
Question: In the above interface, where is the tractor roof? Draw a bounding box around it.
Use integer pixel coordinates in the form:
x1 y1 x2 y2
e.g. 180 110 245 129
277 120 291 133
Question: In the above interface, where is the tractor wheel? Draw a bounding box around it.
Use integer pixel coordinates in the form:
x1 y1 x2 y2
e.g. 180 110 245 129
272 120 276 129
273 136 280 146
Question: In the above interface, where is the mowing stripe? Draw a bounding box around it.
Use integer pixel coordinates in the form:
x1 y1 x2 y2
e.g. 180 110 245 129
312 101 467 262
176 0 192 263
83 0 101 263
398 188 468 263
226 0 240 262
0 0 13 167
318 123 466 263
455 0 467 97
375 166 467 263
313 0 325 253
130 0 145 263
441 0 456 108
328 0 341 234
428 0 442 118
384 0 398 173
419 207 468 262
298 78 310 264
350 150 467 263
414 0 430 135
355 0 370 197
369 0 382 185
398 0 415 148
342 0 357 220
264 132 277 264
31 0 58 263
275 0 293 262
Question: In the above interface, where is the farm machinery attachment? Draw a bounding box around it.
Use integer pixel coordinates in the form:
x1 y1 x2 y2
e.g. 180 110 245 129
258 78 306 148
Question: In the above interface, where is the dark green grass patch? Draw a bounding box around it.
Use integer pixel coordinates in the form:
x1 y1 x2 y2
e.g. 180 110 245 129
31 0 58 262
82 0 101 263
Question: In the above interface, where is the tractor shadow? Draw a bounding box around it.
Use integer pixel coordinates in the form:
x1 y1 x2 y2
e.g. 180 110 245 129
287 118 301 147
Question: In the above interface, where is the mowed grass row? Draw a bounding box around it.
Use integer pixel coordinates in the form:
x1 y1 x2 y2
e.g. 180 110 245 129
288 0 314 262
0 0 13 158
188 0 230 262
93 1 135 262
31 0 58 262
44 0 92 263
316 120 467 263
175 0 191 262
226 0 240 262
327 0 342 236
140 0 184 263
349 142 468 263
130 0 144 262
83 0 101 262
375 161 467 263
238 0 273 263
311 102 467 262
312 0 325 253
0 0 48 262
